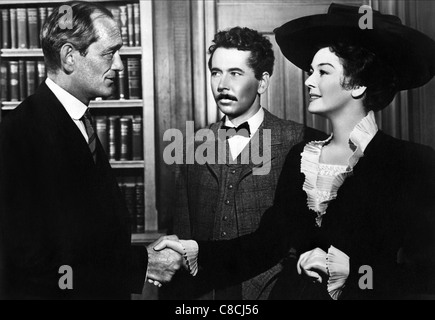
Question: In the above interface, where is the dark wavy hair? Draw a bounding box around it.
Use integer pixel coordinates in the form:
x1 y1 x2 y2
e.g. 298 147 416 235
41 1 114 73
208 26 275 80
325 42 398 111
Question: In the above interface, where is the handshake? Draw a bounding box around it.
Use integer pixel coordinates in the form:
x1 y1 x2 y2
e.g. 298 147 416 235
145 235 194 287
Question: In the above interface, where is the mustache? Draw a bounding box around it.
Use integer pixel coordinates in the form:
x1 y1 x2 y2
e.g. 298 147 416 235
217 94 238 101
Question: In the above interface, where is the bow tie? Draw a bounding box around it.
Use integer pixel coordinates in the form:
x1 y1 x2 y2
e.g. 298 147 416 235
221 121 251 138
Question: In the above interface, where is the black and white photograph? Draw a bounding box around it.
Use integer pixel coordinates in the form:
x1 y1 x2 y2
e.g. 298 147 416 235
0 0 434 307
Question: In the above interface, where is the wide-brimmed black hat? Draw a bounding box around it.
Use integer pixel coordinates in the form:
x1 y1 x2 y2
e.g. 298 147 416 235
274 3 435 90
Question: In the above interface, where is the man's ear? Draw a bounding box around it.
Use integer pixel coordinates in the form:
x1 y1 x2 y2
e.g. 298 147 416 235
60 43 76 74
351 85 367 99
257 72 270 94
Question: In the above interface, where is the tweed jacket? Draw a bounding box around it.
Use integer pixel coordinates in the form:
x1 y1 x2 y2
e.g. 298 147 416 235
197 131 435 299
0 83 147 299
164 108 326 300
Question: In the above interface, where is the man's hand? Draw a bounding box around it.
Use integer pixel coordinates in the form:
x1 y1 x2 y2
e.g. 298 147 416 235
297 248 328 284
146 236 183 286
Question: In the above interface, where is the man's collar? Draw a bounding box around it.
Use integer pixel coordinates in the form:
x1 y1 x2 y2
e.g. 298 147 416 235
45 78 89 120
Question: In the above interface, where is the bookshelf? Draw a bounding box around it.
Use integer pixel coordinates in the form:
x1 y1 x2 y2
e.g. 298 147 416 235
0 0 163 244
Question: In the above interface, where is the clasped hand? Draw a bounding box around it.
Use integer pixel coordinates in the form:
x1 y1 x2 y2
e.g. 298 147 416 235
297 247 328 284
145 235 187 287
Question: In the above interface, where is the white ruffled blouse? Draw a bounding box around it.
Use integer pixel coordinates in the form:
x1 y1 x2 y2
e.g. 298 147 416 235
301 111 378 227
300 111 378 299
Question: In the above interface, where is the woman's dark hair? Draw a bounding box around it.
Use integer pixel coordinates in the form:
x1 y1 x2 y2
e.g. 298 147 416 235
326 42 398 111
41 1 114 73
208 27 275 80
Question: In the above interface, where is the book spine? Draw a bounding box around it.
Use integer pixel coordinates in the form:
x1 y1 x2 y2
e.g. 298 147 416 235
9 61 19 102
18 60 27 101
16 8 28 49
119 116 132 161
127 58 141 99
118 61 126 99
26 60 36 96
37 60 46 86
47 7 53 18
39 7 47 31
127 4 134 47
133 3 140 47
124 180 137 233
27 8 39 49
10 9 17 49
132 116 143 160
0 61 8 102
108 116 120 161
119 5 128 46
95 116 108 154
135 179 145 234
2 9 10 48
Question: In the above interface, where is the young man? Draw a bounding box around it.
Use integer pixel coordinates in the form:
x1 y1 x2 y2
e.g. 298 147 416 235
162 27 325 300
0 2 181 299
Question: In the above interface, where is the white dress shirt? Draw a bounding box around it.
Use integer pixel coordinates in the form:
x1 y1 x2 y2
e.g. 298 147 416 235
224 107 264 160
45 78 90 142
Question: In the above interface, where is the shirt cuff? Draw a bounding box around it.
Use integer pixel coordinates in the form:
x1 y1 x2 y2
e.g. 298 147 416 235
326 245 350 300
179 240 199 276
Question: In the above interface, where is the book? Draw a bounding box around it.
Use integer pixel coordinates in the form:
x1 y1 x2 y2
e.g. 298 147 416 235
120 116 132 161
119 5 128 46
123 179 137 233
127 58 141 99
2 9 10 48
10 9 17 49
16 8 28 49
108 116 120 161
0 61 8 101
39 7 47 32
95 116 108 154
133 3 141 46
37 60 46 86
26 60 36 96
135 179 145 233
127 4 134 47
18 60 27 101
118 61 126 99
9 61 19 101
132 115 143 160
27 8 39 49
47 7 53 18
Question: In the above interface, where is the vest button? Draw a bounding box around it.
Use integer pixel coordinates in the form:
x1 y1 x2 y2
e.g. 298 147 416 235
222 216 228 221
221 231 227 237
228 184 233 189
225 200 230 205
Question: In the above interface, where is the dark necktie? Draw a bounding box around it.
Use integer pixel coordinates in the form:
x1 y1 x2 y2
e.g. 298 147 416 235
81 110 97 163
221 121 251 139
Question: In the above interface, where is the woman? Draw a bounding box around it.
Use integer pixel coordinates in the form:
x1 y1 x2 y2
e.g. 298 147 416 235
155 3 435 299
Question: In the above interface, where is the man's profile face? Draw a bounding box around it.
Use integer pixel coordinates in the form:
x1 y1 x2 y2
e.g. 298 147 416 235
210 48 261 121
72 15 123 103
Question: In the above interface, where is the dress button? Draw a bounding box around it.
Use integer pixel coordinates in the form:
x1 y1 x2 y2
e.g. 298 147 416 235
221 231 227 237
228 184 233 189
231 170 236 174
222 216 228 221
225 200 230 205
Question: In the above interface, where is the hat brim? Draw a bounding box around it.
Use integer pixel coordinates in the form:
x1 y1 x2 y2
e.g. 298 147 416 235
274 12 435 90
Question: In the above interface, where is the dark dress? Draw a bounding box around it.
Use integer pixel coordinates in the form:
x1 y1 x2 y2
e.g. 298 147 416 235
197 131 435 299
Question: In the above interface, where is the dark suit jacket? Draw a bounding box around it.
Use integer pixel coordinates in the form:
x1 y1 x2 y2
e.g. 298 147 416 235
163 109 326 300
197 131 435 299
0 83 147 299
